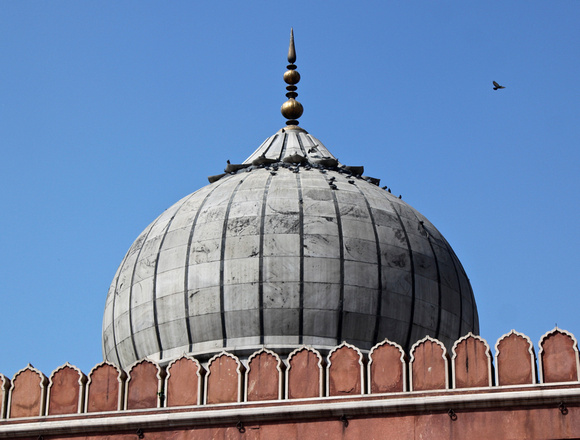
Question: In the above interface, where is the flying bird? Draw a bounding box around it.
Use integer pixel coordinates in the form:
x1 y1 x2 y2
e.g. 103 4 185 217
493 81 505 90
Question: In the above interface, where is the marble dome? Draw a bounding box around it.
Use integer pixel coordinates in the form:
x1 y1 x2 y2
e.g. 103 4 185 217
102 125 479 368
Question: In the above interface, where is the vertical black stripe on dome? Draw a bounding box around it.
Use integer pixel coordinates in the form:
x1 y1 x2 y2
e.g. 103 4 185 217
262 134 278 157
470 282 479 333
412 213 443 340
447 246 465 339
296 132 308 156
279 132 289 159
295 135 306 343
151 193 197 360
258 173 274 344
184 184 222 352
355 186 383 346
327 176 345 344
295 172 305 343
127 217 164 363
387 201 417 353
219 178 246 346
108 250 132 366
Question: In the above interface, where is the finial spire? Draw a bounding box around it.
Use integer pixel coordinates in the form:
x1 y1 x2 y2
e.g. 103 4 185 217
287 28 296 64
281 28 303 126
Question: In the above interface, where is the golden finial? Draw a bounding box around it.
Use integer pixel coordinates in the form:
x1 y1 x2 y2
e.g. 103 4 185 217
281 28 303 126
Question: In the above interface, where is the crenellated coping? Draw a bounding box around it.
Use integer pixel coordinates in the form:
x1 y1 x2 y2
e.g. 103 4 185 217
7 364 48 418
85 361 126 413
46 362 87 415
245 348 283 402
124 359 166 410
367 339 406 394
285 346 325 399
326 342 365 396
0 374 9 419
205 352 244 405
165 355 204 407
538 327 580 384
409 336 449 391
2 329 580 419
495 329 537 386
451 332 493 389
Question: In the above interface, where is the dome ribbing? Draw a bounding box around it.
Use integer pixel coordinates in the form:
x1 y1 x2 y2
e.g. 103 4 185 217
102 126 478 368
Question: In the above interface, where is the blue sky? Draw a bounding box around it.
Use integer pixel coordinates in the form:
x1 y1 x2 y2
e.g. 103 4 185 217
1 1 579 378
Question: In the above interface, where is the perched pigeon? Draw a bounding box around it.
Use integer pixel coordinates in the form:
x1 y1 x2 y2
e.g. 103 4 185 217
493 81 505 90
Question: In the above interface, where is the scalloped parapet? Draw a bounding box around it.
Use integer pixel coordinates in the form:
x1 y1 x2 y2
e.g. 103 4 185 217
285 346 324 399
205 352 244 405
85 361 126 412
7 364 48 418
452 333 493 388
409 336 449 391
538 327 580 383
124 359 165 410
46 362 87 415
326 342 364 396
367 339 406 394
246 348 283 402
4 329 580 423
495 330 537 386
0 373 9 419
165 355 204 407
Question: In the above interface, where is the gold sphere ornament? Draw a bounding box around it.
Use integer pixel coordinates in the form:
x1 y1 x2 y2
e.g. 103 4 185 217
283 69 300 85
281 98 303 120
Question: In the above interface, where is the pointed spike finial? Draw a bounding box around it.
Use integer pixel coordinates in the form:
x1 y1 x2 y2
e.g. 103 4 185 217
288 28 296 64
281 28 303 126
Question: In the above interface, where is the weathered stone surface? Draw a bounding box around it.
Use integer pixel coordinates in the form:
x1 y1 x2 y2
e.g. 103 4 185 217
286 347 323 399
103 127 478 370
205 352 243 404
539 328 579 383
327 342 364 396
47 363 86 415
125 360 164 410
86 362 125 412
452 333 492 388
246 349 282 402
166 356 203 407
368 339 406 393
495 330 536 386
410 337 448 391
8 365 47 418
3 403 580 439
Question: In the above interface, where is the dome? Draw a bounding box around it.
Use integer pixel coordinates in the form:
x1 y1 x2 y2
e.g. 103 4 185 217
102 125 479 368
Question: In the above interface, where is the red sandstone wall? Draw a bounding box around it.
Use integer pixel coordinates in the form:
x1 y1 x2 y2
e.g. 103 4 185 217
1 405 579 439
1 328 579 419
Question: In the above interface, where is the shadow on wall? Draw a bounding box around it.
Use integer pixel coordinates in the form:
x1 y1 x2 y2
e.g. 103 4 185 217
1 328 579 419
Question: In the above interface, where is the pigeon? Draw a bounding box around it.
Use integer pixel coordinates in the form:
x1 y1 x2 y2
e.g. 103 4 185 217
493 81 505 90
